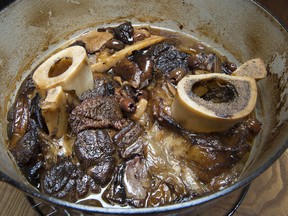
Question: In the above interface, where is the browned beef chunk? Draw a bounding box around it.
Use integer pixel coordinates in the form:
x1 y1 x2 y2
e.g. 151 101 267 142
42 161 76 200
79 75 117 101
113 121 144 158
74 130 114 168
88 158 116 186
42 161 100 201
68 96 123 133
123 156 151 207
75 168 101 198
11 129 39 166
114 22 134 44
74 129 116 185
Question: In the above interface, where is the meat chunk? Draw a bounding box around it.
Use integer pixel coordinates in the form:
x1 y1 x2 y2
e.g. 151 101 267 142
79 75 117 101
74 130 115 168
11 129 39 166
68 96 123 133
156 49 188 75
103 164 127 205
41 161 101 201
103 156 151 207
146 43 188 75
42 161 75 196
75 168 101 198
187 53 222 73
88 158 116 186
113 121 144 158
74 129 116 185
123 156 151 207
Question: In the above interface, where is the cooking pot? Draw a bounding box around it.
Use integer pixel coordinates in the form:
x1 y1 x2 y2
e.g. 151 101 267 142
0 0 287 215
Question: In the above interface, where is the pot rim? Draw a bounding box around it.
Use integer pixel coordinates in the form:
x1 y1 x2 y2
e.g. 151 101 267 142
0 0 287 214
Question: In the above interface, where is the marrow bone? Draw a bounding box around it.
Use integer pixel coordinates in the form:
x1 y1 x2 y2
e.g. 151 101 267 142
172 73 258 133
33 46 93 98
33 46 94 137
232 58 267 80
172 59 267 133
41 86 67 137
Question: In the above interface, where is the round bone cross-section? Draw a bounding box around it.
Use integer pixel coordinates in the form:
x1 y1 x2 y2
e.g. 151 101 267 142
172 73 257 133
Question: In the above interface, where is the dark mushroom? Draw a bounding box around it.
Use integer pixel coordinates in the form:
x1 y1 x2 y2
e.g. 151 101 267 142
138 58 154 89
106 39 125 50
187 54 201 69
114 22 134 44
113 58 142 88
167 67 186 84
9 95 30 149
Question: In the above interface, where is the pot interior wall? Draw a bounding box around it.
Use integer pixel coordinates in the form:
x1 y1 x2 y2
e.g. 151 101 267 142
0 0 287 212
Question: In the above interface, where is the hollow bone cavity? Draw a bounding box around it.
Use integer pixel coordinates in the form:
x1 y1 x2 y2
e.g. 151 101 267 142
33 46 94 136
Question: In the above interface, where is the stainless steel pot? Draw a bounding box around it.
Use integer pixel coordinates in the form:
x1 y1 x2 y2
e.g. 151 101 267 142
0 0 287 215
